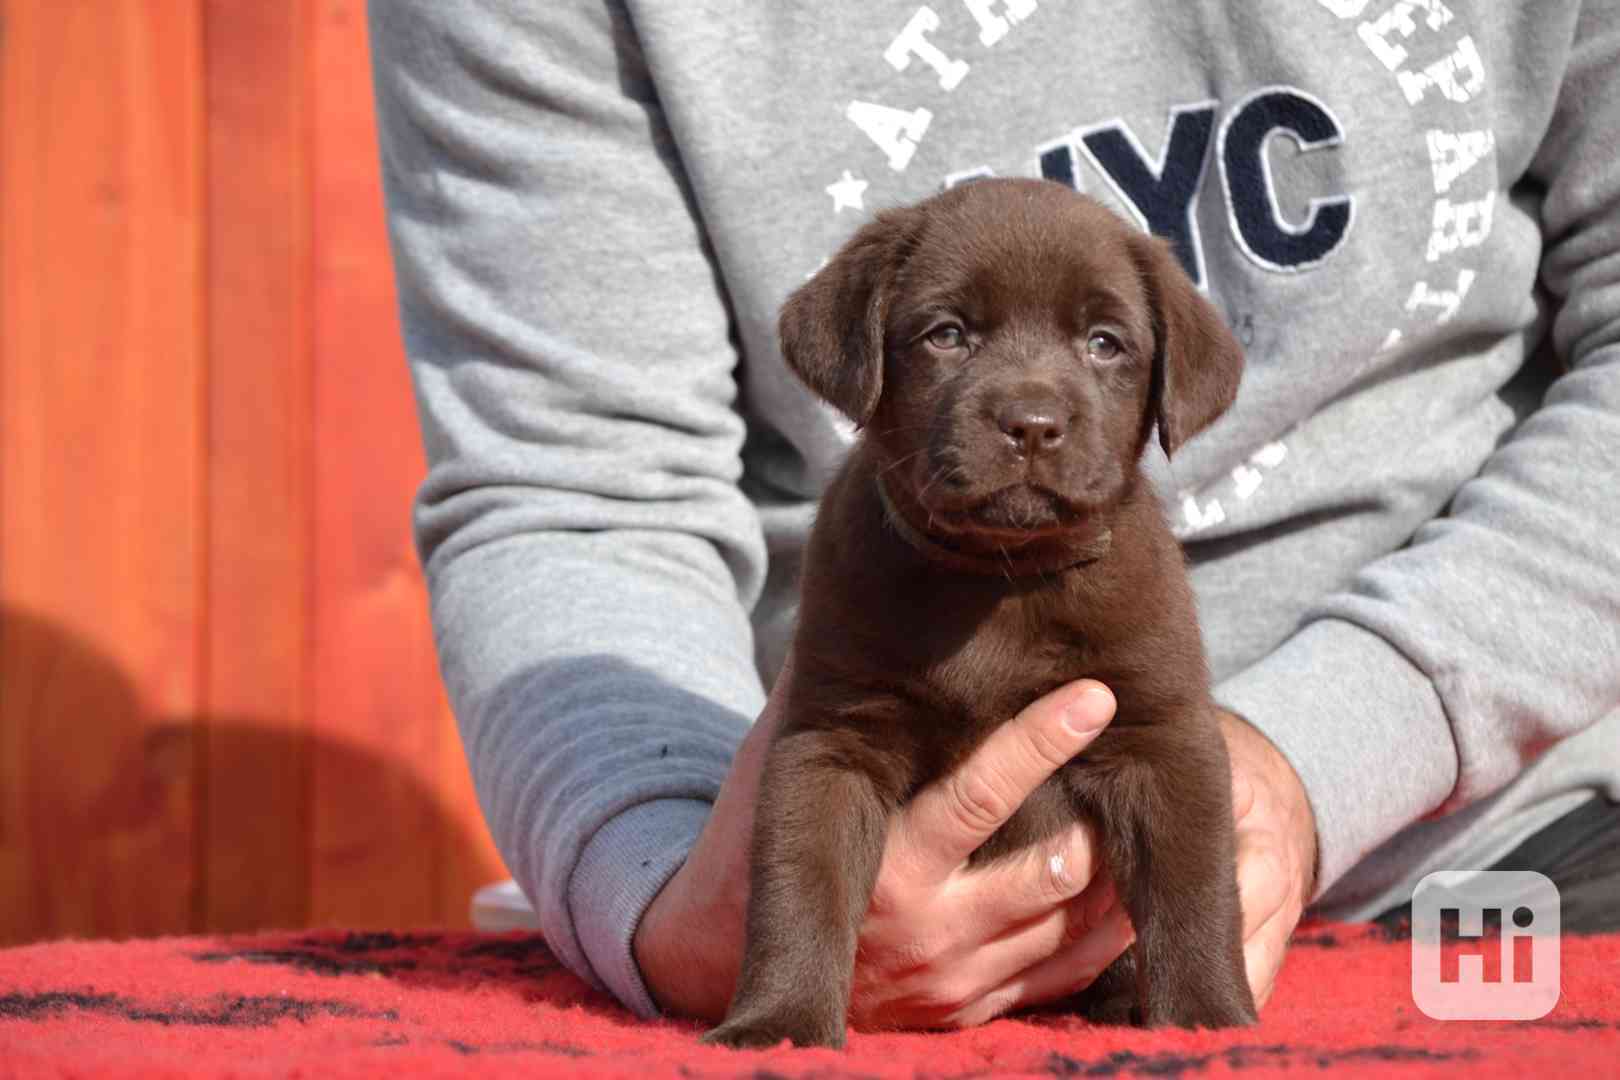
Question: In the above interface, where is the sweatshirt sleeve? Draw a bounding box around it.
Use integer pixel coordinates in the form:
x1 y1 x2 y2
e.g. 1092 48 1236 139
1216 4 1620 901
367 1 766 1015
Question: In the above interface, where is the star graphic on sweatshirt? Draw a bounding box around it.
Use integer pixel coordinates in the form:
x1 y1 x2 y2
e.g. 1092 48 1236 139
826 170 868 213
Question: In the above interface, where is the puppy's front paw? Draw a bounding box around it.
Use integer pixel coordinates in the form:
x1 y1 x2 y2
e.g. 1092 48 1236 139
1078 985 1140 1027
701 1009 846 1050
1072 955 1141 1027
1145 986 1257 1030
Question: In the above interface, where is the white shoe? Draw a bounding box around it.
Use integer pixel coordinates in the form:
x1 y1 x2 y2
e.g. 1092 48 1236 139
470 879 542 931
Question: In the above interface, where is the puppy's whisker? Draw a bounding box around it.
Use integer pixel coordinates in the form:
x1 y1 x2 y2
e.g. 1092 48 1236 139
878 447 929 478
915 464 950 504
916 460 967 506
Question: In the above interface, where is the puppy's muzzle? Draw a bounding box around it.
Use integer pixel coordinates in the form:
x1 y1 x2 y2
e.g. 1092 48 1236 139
993 390 1072 459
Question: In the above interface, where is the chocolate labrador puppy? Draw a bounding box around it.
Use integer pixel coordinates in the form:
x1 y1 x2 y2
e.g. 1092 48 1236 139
705 178 1254 1049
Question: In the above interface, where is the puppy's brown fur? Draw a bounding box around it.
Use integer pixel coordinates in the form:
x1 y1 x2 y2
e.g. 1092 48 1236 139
705 179 1254 1049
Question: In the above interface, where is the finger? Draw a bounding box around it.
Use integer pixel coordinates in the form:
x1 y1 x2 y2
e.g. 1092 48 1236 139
961 820 1102 929
951 900 1136 1028
1243 896 1300 1010
1235 832 1290 940
896 870 1120 1028
867 876 1124 1030
901 681 1115 875
977 862 1119 965
1230 766 1256 823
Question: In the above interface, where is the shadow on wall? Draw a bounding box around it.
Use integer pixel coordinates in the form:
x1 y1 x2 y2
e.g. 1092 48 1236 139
0 607 498 946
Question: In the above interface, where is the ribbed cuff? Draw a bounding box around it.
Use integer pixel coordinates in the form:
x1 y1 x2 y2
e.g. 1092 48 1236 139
566 798 712 1019
1215 618 1459 902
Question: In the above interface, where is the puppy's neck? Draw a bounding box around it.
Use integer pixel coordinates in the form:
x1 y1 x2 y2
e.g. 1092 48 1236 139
871 472 1113 579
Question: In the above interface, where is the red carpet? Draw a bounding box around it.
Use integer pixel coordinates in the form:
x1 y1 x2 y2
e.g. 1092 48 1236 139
1 922 1615 1077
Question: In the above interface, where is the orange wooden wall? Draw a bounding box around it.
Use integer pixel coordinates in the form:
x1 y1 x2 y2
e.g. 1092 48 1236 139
0 1 508 944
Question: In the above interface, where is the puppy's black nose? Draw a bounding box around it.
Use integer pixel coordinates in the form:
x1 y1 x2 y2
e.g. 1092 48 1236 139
995 398 1069 457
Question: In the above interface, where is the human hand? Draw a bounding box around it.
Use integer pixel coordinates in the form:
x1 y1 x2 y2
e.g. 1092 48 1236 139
633 662 1131 1028
1218 709 1319 1009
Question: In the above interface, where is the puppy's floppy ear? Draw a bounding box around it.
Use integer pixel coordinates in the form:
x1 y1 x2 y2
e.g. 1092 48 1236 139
779 208 921 428
1131 234 1245 458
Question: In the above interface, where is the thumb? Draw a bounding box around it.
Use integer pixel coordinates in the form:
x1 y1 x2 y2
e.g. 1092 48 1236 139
900 680 1115 877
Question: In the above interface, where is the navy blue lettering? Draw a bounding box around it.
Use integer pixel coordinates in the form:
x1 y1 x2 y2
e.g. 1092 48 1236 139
1080 106 1216 285
1038 142 1079 191
1219 89 1353 271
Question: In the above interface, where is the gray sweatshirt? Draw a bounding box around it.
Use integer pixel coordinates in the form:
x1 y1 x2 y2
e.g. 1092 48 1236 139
368 0 1620 1018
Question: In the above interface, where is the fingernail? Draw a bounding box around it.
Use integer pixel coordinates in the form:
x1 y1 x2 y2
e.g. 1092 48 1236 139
1049 853 1074 893
1062 685 1114 736
1083 876 1117 927
1103 905 1136 950
1074 904 1135 972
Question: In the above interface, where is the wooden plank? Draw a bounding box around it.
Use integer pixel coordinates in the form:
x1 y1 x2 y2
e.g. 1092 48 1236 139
432 715 511 927
307 0 506 929
0 1 205 943
201 0 314 933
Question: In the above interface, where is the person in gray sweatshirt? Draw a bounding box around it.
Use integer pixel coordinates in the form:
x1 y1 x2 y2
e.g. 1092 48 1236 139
367 0 1620 1027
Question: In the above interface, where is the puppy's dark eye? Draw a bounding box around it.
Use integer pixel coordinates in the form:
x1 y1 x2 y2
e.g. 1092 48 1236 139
1086 331 1123 363
926 324 967 352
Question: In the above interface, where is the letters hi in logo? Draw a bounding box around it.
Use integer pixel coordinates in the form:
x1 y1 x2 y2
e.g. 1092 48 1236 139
1411 870 1560 1021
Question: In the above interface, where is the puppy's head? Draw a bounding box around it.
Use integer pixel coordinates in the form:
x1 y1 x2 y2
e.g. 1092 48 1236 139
781 178 1243 540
